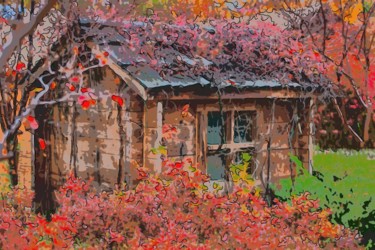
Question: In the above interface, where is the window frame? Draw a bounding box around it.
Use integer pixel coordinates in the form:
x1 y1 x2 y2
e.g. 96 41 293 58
197 105 257 178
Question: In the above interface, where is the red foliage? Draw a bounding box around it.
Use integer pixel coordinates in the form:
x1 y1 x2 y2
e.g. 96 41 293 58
0 164 361 249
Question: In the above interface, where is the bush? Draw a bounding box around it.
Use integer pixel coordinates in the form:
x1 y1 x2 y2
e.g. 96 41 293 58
0 159 361 249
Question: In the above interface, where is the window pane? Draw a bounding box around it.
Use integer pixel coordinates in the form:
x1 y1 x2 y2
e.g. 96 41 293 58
207 150 229 180
207 111 226 145
234 111 255 143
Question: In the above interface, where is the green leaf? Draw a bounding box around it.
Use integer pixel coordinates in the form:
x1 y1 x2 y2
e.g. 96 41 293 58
150 148 157 155
242 153 252 162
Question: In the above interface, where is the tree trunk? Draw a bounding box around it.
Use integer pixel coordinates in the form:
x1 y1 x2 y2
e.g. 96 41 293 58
33 104 54 215
363 106 373 148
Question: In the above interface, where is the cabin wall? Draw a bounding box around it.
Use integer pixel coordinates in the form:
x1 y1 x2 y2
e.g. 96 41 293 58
255 99 310 184
144 98 311 187
50 66 143 190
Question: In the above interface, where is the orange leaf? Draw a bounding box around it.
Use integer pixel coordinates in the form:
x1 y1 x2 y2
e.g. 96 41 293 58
50 82 56 90
66 83 76 92
111 95 124 106
114 78 121 85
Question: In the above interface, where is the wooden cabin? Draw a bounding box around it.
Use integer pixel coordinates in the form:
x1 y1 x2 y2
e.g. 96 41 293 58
30 47 314 192
16 46 317 208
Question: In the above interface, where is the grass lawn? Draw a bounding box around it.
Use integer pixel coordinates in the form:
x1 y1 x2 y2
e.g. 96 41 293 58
275 149 375 248
313 149 375 217
314 150 375 248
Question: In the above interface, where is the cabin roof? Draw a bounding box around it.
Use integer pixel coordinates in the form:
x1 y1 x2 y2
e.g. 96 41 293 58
123 64 301 89
100 43 302 91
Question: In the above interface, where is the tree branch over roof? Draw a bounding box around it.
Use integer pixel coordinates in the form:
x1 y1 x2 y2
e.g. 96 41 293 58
0 0 57 71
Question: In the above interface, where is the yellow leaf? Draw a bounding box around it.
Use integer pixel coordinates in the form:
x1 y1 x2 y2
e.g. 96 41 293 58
33 87 44 93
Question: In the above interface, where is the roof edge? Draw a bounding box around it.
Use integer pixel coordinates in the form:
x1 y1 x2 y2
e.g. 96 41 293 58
91 46 148 100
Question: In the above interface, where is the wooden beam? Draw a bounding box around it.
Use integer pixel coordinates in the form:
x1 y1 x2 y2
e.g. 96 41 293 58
149 88 317 101
308 98 315 174
155 102 163 173
124 92 132 184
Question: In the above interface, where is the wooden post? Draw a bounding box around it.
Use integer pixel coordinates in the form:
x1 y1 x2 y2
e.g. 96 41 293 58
155 102 163 173
122 92 132 186
308 98 315 174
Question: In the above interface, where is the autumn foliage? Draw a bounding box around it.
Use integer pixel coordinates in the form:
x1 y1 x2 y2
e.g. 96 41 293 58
0 161 361 249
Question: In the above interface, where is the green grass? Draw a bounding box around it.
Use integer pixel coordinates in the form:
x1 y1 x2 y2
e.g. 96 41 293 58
313 150 375 224
273 150 375 248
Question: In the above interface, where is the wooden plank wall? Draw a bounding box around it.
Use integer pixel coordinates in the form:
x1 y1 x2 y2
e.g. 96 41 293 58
50 66 144 190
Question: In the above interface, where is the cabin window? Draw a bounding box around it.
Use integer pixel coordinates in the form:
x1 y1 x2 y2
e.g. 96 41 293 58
204 109 256 180
234 111 256 143
207 111 227 145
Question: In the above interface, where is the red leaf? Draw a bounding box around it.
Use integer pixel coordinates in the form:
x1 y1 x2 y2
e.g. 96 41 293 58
38 138 46 150
70 76 80 83
174 161 183 169
27 116 38 130
228 79 236 86
81 100 91 110
103 51 109 57
182 104 190 112
111 95 124 106
137 168 148 179
81 87 89 93
16 62 26 72
181 104 193 118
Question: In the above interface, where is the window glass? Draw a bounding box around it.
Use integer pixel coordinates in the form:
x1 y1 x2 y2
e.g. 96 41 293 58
207 150 229 180
234 111 255 143
207 111 226 145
